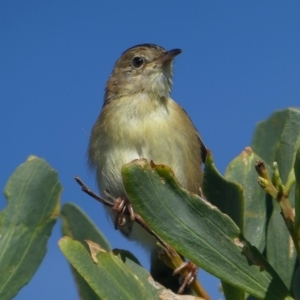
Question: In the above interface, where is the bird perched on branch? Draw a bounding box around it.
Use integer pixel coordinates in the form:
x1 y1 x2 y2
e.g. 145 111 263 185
88 43 206 293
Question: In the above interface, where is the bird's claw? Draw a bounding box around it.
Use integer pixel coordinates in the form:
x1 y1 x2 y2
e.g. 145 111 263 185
112 197 135 229
173 261 198 294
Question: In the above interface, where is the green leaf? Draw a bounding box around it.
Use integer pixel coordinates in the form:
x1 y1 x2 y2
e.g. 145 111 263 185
224 148 269 300
61 202 110 251
122 159 292 300
203 151 244 230
58 237 161 300
225 147 267 251
203 151 245 299
0 156 61 300
61 203 111 300
253 108 300 288
252 109 297 166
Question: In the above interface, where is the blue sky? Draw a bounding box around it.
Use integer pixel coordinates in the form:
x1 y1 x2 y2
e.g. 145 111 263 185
1 2 300 299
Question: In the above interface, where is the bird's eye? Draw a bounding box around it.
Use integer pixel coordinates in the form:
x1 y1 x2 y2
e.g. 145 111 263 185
132 56 144 68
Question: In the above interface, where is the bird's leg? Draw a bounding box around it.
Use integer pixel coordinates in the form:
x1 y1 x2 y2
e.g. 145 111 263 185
112 197 135 229
155 246 210 298
173 261 198 294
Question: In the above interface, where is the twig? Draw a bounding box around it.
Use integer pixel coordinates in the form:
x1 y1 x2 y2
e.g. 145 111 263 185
255 161 278 198
74 175 171 251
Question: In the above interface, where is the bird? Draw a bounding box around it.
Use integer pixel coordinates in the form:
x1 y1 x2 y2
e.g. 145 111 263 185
88 43 206 293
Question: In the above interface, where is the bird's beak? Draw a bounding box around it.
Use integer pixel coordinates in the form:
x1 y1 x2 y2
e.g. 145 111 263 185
157 49 182 64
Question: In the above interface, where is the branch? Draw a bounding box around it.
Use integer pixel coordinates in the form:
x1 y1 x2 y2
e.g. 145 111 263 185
74 175 170 251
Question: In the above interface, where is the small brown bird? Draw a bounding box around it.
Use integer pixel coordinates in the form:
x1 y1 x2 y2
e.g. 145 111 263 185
88 44 206 293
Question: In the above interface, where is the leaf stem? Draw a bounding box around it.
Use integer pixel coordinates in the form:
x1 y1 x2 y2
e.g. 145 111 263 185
255 161 300 261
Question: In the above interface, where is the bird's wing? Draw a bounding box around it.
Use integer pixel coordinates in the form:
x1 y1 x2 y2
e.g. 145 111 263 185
181 107 207 163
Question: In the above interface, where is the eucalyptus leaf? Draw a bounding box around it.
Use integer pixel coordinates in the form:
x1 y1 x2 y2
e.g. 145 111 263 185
225 147 267 252
203 150 245 300
61 203 111 300
121 159 292 300
61 202 110 251
59 237 161 300
0 156 61 300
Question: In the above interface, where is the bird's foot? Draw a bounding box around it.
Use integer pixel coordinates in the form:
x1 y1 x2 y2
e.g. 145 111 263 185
112 197 135 229
173 261 198 294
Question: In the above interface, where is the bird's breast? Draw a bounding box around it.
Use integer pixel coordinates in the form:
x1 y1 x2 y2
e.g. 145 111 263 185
90 95 201 198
